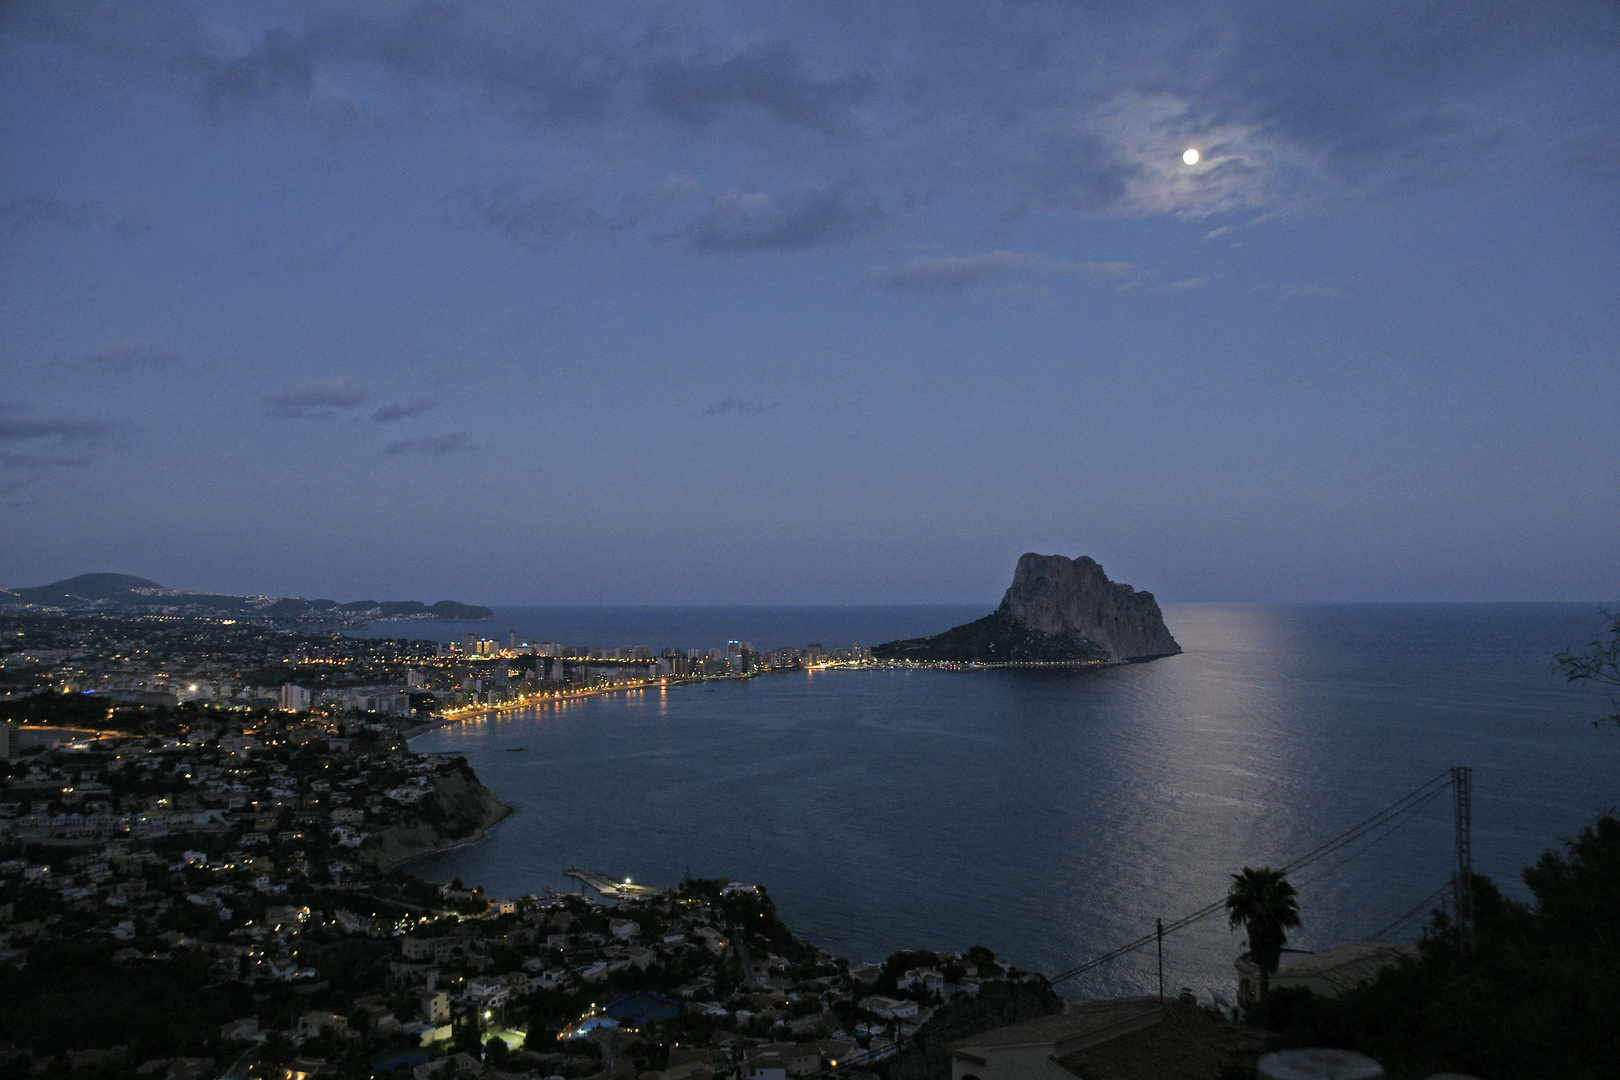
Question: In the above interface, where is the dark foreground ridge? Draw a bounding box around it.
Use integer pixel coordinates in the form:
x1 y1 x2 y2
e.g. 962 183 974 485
873 553 1180 663
0 573 493 624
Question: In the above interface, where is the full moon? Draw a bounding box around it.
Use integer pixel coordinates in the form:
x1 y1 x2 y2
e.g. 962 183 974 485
1183 148 1200 165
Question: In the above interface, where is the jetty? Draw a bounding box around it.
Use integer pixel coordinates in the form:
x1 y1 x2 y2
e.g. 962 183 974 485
565 865 666 898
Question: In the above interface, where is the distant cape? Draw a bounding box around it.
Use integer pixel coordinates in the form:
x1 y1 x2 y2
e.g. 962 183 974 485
0 573 493 623
873 553 1180 663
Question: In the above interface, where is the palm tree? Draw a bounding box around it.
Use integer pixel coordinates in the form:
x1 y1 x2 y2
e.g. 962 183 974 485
1226 865 1302 997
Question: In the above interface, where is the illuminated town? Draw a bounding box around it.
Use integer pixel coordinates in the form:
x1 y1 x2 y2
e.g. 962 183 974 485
0 608 1033 1080
0 608 876 725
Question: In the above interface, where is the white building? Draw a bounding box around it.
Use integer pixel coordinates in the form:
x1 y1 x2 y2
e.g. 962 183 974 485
898 967 946 995
464 978 511 1008
859 996 920 1020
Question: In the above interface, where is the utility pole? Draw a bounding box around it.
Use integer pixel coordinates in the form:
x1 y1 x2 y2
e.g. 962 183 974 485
1156 918 1164 1003
1452 765 1475 957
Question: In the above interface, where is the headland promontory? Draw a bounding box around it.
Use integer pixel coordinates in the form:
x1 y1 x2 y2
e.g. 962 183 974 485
872 553 1180 664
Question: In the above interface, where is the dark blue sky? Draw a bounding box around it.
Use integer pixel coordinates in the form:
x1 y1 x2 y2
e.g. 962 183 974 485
3 2 1617 605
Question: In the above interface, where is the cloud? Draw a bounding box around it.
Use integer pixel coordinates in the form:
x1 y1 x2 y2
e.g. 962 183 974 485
1558 128 1620 182
462 173 703 246
112 209 156 236
461 181 603 248
14 0 1620 227
702 398 780 416
0 453 94 469
1161 277 1209 291
278 250 338 273
615 174 703 228
266 378 368 418
876 251 1137 293
1251 282 1346 299
686 184 884 252
0 402 112 442
85 339 182 372
373 397 436 422
198 26 315 106
385 431 473 455
0 193 102 235
647 39 870 132
0 193 155 238
0 403 109 476
275 230 357 273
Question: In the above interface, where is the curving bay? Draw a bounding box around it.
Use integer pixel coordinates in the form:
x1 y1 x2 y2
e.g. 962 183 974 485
398 603 1619 1002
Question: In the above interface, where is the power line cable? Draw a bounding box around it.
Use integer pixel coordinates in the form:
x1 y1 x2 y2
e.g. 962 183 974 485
1291 786 1452 891
1277 771 1453 878
1050 769 1455 985
1368 881 1453 943
814 770 1461 1072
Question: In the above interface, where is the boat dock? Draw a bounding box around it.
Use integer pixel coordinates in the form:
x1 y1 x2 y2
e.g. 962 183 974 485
565 866 667 898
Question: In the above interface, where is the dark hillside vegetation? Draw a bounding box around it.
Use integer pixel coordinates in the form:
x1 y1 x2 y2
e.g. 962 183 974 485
1255 815 1620 1079
0 940 255 1062
873 608 1114 663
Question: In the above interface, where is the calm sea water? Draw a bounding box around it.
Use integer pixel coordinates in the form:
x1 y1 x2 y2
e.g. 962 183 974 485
355 604 1619 1003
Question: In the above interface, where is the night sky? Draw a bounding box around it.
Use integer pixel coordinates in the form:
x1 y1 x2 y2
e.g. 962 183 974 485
3 2 1617 605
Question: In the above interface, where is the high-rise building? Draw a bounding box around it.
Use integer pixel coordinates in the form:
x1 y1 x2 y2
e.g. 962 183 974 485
0 721 17 761
462 633 478 654
280 684 311 712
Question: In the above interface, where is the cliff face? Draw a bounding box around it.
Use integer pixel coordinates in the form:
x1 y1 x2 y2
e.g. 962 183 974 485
998 553 1180 659
872 553 1180 663
355 766 511 870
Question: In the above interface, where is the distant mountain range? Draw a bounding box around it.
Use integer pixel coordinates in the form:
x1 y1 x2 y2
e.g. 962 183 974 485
0 573 493 623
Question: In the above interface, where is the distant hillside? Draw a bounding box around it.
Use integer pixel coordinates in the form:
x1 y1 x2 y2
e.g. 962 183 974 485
0 573 492 623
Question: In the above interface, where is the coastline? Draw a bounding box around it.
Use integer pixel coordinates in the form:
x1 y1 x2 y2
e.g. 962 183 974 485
401 677 710 741
402 666 828 742
354 766 514 871
381 799 513 873
402 657 1129 741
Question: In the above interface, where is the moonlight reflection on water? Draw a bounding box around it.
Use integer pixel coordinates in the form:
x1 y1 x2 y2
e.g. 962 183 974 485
405 603 1617 1001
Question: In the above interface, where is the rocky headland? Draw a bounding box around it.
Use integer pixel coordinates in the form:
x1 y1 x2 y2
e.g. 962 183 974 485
873 553 1181 663
355 763 512 869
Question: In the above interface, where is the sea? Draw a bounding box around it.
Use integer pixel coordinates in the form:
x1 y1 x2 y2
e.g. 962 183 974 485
347 603 1619 1004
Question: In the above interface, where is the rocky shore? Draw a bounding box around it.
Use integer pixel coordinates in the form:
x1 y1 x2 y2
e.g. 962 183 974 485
355 765 512 870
